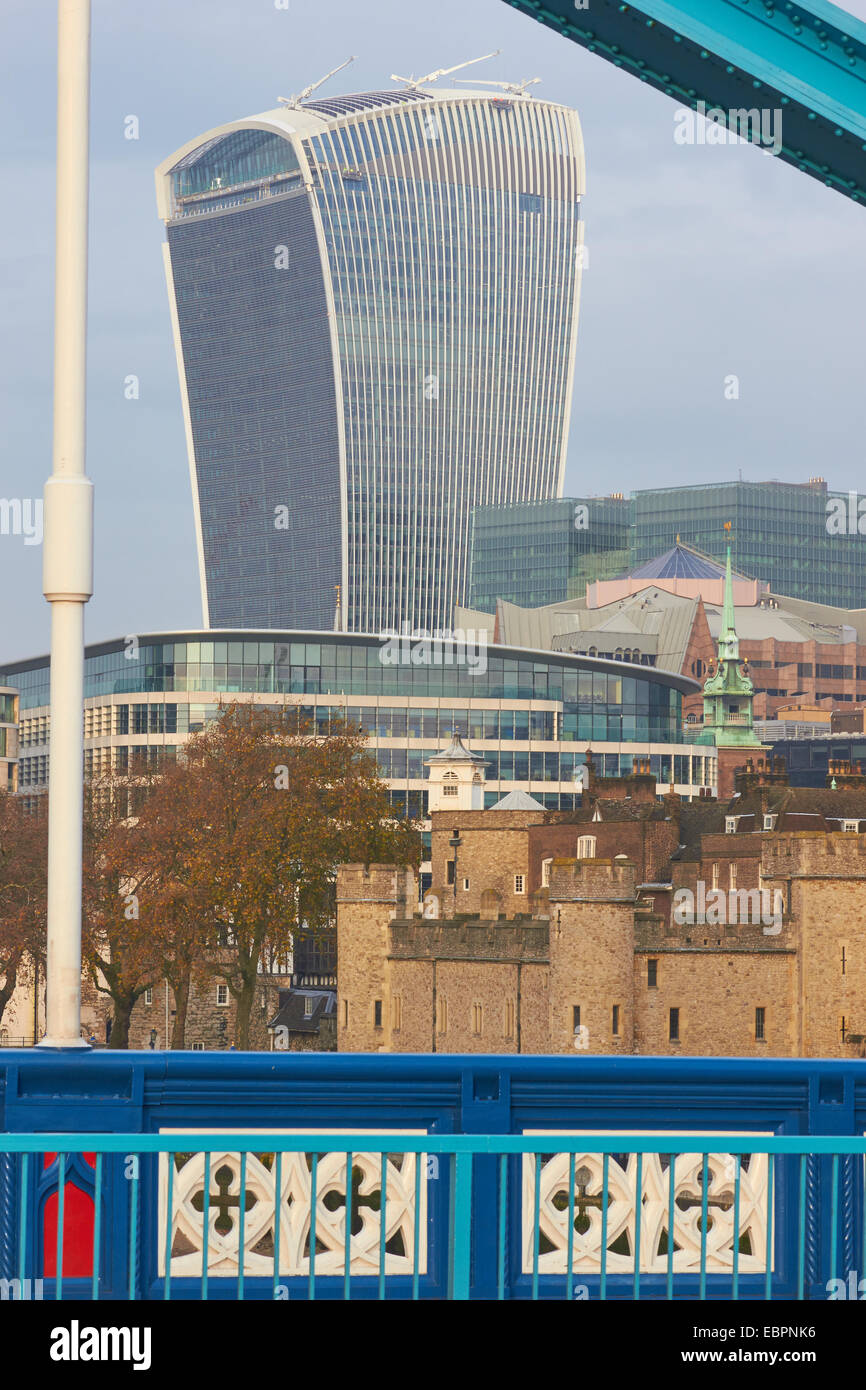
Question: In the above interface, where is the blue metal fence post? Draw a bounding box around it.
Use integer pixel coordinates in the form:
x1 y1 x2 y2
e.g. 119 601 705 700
460 1065 511 1298
0 1151 18 1284
808 1069 857 1298
449 1150 473 1300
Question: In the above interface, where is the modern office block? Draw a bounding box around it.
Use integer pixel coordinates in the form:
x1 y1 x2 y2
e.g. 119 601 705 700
469 495 631 610
470 479 866 610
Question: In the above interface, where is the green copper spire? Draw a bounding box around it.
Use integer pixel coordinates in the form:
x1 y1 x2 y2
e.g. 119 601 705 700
717 544 739 664
698 530 762 750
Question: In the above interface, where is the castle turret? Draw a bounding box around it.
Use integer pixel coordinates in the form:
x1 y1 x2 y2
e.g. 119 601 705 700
548 858 637 1054
336 864 415 1051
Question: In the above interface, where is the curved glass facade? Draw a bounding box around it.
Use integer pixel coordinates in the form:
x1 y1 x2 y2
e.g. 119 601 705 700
5 633 713 811
171 129 301 200
3 633 682 741
159 91 584 634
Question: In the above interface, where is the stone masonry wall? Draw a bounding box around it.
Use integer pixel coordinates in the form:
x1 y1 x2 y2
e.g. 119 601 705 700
548 859 637 1054
336 863 415 1052
430 809 541 917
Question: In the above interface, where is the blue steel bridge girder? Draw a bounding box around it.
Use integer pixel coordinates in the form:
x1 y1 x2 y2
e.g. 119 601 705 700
504 0 866 203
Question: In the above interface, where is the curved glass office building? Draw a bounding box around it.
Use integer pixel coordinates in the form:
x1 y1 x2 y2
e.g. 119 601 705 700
156 89 585 633
4 633 714 815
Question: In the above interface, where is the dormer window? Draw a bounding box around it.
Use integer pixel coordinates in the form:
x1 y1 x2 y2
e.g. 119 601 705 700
725 817 738 834
843 819 860 833
763 814 777 831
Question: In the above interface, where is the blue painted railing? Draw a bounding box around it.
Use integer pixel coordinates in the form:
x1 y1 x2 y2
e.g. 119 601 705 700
2 1132 866 1301
2 1053 866 1299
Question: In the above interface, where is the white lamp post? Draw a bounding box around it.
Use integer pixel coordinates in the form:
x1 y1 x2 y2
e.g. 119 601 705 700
40 0 94 1048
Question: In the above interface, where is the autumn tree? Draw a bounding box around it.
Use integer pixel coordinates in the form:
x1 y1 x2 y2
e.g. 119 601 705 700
82 773 164 1048
0 793 47 1033
146 704 419 1047
124 761 216 1049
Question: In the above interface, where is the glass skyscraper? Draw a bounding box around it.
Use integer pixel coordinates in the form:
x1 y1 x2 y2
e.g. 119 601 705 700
156 89 586 633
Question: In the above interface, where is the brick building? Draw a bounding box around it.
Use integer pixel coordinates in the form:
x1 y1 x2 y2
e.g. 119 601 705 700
337 747 866 1059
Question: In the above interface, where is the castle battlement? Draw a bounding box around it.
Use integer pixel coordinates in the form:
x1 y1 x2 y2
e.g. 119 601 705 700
635 917 792 951
389 916 549 962
549 858 637 902
336 864 416 905
763 833 866 878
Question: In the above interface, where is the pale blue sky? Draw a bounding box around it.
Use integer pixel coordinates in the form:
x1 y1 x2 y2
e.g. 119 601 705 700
1 0 865 661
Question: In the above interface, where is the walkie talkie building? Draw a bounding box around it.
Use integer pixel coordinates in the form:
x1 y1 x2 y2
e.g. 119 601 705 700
156 87 585 633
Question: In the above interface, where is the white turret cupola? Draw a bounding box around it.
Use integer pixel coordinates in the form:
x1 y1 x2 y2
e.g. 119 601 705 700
425 733 487 811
